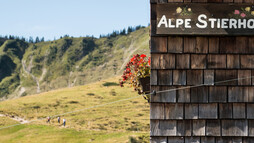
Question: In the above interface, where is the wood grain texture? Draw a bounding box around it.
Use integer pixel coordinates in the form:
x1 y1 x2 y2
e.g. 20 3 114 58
191 54 207 69
208 55 226 69
151 120 160 136
204 70 214 85
150 103 165 119
209 37 219 53
184 37 196 53
227 55 240 69
238 70 251 85
185 104 199 119
249 120 254 136
193 120 206 136
151 37 167 53
201 137 215 143
167 137 184 143
219 103 233 119
247 104 254 119
177 87 191 103
191 87 208 103
215 70 237 85
233 103 246 119
168 37 183 53
151 70 158 85
165 104 184 119
220 37 237 53
228 87 248 102
185 137 200 143
222 120 248 136
187 70 203 85
176 54 190 69
150 86 177 103
199 103 218 119
206 120 221 136
151 54 175 69
159 120 177 136
158 70 173 85
241 55 254 69
173 70 186 85
177 120 192 136
150 137 167 143
209 86 227 103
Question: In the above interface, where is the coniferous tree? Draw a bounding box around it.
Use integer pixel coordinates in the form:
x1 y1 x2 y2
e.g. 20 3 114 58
35 37 40 43
29 37 34 43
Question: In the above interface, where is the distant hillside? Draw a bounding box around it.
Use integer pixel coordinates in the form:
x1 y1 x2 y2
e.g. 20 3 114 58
0 27 149 100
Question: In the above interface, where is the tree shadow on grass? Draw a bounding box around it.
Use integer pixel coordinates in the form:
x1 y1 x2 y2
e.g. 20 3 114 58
102 82 119 87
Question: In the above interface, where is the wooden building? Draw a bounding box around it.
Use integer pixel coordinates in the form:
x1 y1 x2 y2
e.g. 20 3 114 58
150 0 254 142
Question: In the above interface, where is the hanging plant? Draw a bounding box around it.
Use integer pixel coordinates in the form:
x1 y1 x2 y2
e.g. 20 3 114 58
119 54 151 102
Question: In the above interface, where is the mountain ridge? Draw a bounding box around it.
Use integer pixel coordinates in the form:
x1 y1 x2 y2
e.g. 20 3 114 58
0 27 149 100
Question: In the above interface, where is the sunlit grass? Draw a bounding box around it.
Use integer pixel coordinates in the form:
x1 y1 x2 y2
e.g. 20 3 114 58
0 77 150 143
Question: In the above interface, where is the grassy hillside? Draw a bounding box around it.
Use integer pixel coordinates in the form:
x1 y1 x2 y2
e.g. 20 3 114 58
0 77 150 143
0 27 149 100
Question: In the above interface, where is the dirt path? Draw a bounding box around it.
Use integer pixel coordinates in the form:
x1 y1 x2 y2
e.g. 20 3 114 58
0 114 30 124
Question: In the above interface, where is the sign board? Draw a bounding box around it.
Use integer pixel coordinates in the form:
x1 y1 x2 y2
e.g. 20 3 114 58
154 4 254 35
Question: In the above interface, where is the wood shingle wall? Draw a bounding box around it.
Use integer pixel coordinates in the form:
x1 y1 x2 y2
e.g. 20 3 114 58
150 0 254 142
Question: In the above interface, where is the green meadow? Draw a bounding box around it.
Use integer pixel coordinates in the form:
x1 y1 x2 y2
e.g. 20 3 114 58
0 77 150 143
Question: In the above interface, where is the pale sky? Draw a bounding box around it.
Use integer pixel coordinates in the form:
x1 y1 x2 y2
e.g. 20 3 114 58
0 0 150 40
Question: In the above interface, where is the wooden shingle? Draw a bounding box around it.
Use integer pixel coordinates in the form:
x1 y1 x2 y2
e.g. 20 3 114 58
168 37 183 53
201 137 215 143
185 104 199 119
150 137 167 143
176 54 190 69
167 137 184 143
165 104 183 119
173 70 186 85
233 103 246 119
187 70 203 85
151 120 160 136
215 70 237 85
177 87 190 103
151 54 175 69
158 70 173 85
227 55 240 69
177 120 192 136
228 87 248 102
151 37 167 53
191 87 208 103
151 70 157 85
185 137 200 143
241 55 254 69
238 70 251 85
191 54 207 69
150 103 164 119
247 104 254 119
150 86 177 103
219 37 237 53
204 70 214 85
159 120 177 136
222 120 248 136
199 104 217 119
209 86 227 103
249 120 254 136
219 103 233 119
209 37 219 53
193 120 206 136
184 37 196 53
208 55 226 69
206 120 221 136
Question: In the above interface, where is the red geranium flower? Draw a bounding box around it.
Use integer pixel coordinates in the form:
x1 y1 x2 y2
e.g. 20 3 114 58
140 54 146 58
